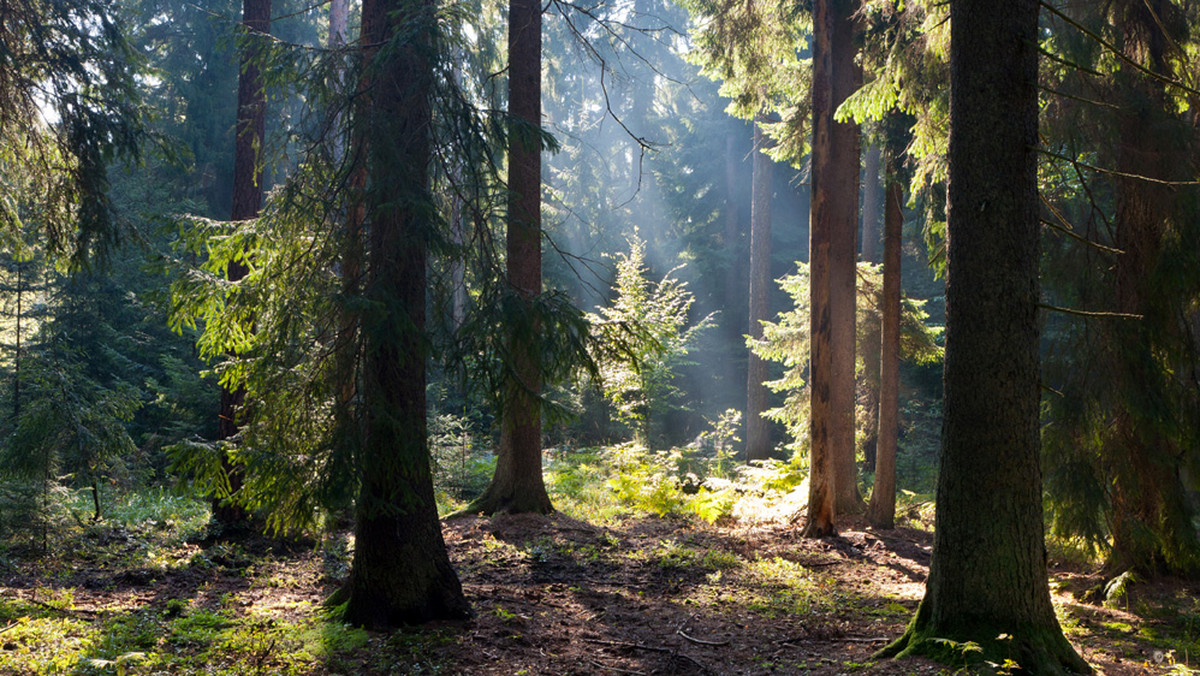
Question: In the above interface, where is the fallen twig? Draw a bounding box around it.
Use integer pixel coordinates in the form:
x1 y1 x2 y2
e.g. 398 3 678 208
677 629 730 647
841 636 889 643
585 638 672 653
588 659 647 675
584 638 713 674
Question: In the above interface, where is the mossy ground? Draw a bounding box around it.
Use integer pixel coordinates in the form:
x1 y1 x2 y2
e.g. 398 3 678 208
0 487 1196 674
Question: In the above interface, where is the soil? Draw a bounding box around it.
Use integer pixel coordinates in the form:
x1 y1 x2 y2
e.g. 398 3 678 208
3 512 1197 675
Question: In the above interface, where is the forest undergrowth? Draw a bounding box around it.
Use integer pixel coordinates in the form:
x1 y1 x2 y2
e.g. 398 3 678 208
0 455 1196 675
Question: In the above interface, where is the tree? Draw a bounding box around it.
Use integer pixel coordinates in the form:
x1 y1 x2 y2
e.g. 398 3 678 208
878 1 1090 670
466 0 553 515
0 0 143 263
1040 0 1200 578
805 0 861 536
745 120 773 462
338 0 471 626
866 151 902 530
750 262 939 471
588 236 713 444
211 0 271 528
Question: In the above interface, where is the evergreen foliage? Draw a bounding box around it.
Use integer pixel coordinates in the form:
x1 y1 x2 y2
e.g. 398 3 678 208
586 235 714 444
750 262 941 458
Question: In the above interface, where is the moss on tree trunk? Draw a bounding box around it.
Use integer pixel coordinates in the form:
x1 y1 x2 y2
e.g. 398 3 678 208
877 1 1089 672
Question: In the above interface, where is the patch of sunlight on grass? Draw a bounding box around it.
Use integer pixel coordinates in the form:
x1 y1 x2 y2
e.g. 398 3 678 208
685 556 839 618
1054 599 1084 636
0 616 95 674
545 449 629 524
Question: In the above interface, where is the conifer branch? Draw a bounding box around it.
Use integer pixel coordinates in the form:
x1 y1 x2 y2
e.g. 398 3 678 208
1038 148 1200 187
1038 303 1142 320
1037 193 1123 255
1039 1 1200 99
1037 84 1119 110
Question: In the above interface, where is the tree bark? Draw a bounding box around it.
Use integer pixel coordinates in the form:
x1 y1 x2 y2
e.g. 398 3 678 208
808 0 862 537
878 1 1089 671
339 0 470 626
746 121 773 462
829 0 863 517
213 0 270 528
804 0 837 537
467 0 552 515
866 161 901 530
859 142 884 472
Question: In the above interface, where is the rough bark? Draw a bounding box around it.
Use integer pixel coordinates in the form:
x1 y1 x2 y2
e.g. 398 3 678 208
745 121 773 463
467 0 552 515
804 0 839 537
866 166 901 530
878 1 1090 671
807 0 862 534
340 0 470 626
212 0 270 528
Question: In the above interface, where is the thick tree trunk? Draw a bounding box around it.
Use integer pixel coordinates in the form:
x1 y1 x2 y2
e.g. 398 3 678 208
866 165 901 530
878 1 1089 671
745 121 773 462
468 0 552 515
829 1 862 516
804 0 839 537
213 0 270 528
340 0 470 626
808 0 863 527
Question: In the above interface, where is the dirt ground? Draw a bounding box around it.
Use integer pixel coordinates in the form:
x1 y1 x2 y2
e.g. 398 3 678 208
2 511 1197 675
427 513 1194 675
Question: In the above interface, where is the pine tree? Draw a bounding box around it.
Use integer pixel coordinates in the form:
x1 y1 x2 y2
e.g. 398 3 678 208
878 1 1089 670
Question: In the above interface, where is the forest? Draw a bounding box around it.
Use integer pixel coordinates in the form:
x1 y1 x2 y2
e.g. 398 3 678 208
0 0 1198 673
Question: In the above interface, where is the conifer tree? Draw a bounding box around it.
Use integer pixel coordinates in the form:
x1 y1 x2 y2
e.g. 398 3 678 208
338 0 471 625
467 0 554 515
211 0 271 529
879 1 1089 670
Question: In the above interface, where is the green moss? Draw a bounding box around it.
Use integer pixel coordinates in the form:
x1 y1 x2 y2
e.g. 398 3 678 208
877 617 1091 675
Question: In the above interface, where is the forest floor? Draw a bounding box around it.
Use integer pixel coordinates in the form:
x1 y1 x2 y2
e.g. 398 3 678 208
0 504 1197 675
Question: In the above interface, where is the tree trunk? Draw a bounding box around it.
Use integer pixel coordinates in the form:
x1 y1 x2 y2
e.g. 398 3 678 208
861 142 881 263
804 0 839 537
339 0 470 627
878 1 1090 671
1102 0 1198 577
859 141 884 471
829 0 862 517
807 0 862 532
213 0 270 528
746 121 773 462
867 161 901 530
724 134 745 343
332 0 363 512
467 0 552 515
